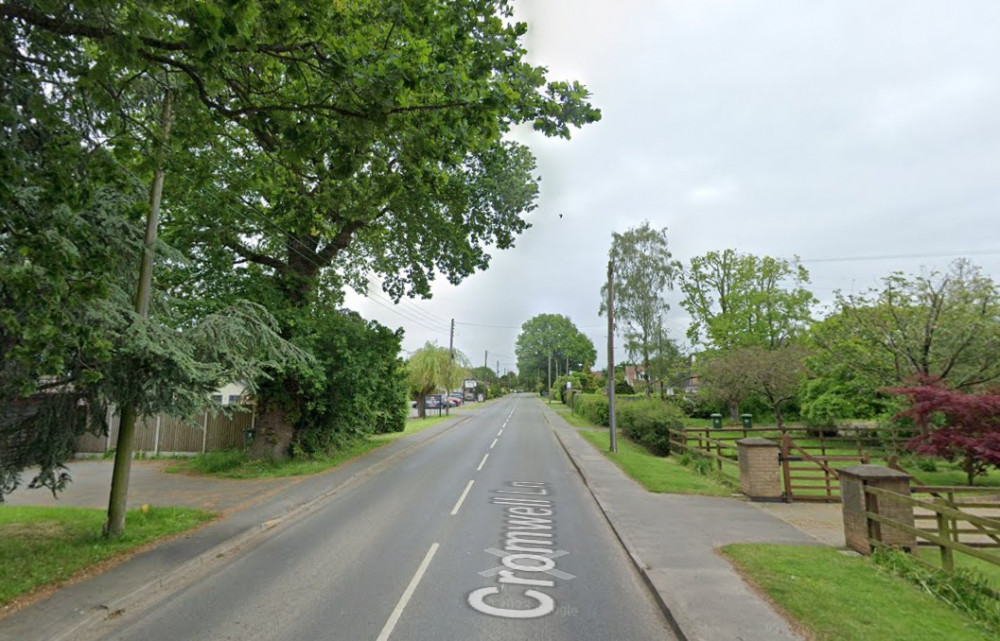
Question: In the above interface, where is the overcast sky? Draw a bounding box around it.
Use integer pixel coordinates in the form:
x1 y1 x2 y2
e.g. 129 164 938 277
344 0 1000 375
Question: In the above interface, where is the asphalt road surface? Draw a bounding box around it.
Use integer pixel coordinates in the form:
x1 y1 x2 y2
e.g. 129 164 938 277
83 395 676 641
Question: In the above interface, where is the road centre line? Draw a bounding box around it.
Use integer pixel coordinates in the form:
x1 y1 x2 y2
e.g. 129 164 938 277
451 479 475 515
477 453 489 471
497 429 504 436
489 438 499 449
375 542 440 641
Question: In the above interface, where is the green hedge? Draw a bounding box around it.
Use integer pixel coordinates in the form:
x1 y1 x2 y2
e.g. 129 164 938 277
569 394 682 456
618 399 684 456
572 393 609 426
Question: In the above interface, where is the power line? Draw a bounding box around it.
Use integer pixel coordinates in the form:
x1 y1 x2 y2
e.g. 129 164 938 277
362 287 450 335
455 321 521 329
800 249 1000 264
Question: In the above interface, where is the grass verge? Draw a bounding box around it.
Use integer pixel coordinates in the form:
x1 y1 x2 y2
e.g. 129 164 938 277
0 505 214 610
167 414 451 479
874 548 1000 634
553 408 599 429
578 430 732 496
721 543 996 641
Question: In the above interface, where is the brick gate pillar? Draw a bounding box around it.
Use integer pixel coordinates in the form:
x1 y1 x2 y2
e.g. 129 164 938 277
839 465 915 554
736 438 782 501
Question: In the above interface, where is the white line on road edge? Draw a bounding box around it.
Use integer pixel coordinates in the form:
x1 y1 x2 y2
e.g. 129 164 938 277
451 479 475 515
490 438 499 449
477 453 489 471
375 543 440 641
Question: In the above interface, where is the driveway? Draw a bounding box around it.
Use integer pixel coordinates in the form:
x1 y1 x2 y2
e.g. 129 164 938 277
4 459 300 515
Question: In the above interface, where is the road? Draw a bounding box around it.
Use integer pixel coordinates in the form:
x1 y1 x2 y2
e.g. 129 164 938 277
83 395 676 641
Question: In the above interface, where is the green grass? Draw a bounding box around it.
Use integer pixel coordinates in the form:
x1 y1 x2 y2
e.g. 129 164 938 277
167 414 450 479
907 465 1000 488
578 430 732 496
722 544 996 641
911 546 1000 589
553 408 599 429
0 505 214 608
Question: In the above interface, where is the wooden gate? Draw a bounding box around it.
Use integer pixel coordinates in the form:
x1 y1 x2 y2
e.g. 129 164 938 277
780 434 869 502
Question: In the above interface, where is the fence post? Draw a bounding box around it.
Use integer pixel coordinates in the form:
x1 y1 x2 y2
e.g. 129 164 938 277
936 511 955 571
201 412 209 454
947 491 959 549
781 434 793 503
153 414 161 457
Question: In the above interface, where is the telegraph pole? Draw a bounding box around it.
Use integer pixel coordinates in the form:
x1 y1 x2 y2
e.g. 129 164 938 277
104 88 172 538
547 350 552 404
607 260 618 453
449 318 455 362
448 318 454 413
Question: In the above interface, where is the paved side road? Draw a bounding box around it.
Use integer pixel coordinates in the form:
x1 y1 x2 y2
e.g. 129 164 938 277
4 459 300 514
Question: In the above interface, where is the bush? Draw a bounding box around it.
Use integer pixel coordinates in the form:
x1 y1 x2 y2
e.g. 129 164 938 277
915 457 939 472
572 393 609 426
617 399 685 456
615 379 635 395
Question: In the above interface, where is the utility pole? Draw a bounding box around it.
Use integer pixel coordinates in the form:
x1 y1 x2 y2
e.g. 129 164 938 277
444 318 454 414
449 318 455 363
607 260 617 453
105 88 172 538
547 350 552 404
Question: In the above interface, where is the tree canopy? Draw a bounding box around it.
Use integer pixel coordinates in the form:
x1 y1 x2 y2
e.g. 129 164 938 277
821 259 1000 391
890 379 1000 485
677 249 815 351
406 343 469 418
600 221 674 395
515 314 596 389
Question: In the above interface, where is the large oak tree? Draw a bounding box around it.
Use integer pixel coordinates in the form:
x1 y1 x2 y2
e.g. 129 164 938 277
1 2 599 530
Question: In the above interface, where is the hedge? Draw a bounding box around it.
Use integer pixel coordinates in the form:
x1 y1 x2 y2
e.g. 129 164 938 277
617 399 685 456
572 393 609 427
569 394 683 456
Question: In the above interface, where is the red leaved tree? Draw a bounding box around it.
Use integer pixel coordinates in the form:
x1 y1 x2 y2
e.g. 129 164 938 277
889 378 1000 485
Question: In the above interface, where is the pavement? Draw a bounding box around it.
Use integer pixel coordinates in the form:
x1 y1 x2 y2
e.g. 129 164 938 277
1 401 848 641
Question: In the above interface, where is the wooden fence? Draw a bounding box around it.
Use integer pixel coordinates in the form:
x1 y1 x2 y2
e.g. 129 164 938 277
911 486 1000 557
76 409 255 456
864 484 1000 577
669 425 885 500
780 434 869 502
668 427 740 477
676 424 888 459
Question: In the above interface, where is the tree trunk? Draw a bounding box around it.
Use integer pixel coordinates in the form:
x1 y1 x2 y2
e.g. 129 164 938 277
774 402 784 430
249 407 295 460
729 400 739 423
417 394 426 419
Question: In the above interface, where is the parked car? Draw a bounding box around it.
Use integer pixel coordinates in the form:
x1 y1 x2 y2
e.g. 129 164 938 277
412 395 443 409
447 393 463 406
